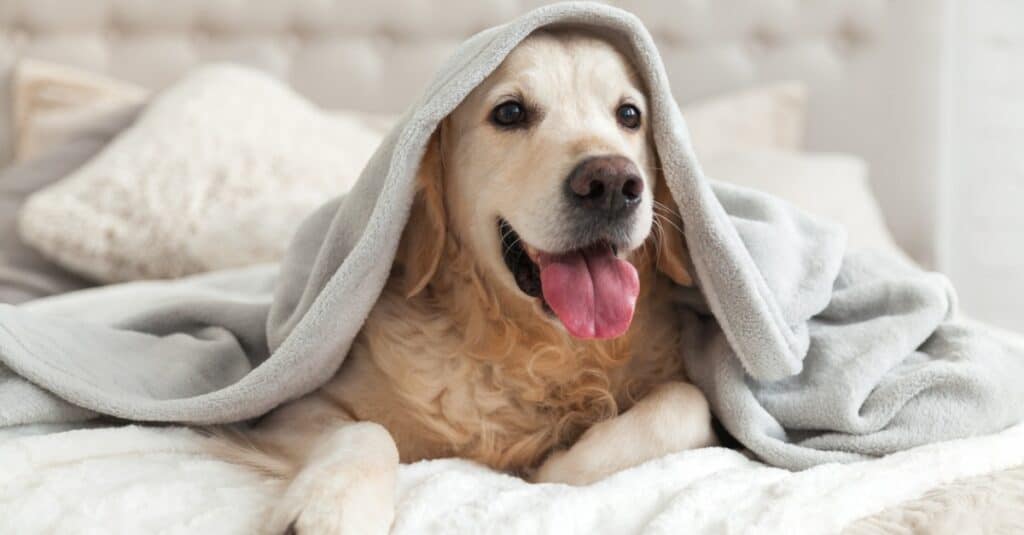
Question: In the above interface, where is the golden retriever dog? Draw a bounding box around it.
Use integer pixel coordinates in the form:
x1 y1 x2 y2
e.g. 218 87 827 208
218 30 718 534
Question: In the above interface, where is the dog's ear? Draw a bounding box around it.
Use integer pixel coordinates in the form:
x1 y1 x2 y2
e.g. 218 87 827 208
396 128 447 298
653 173 694 287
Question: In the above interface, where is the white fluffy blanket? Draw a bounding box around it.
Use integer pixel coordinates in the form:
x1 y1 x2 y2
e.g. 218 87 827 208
3 422 1023 534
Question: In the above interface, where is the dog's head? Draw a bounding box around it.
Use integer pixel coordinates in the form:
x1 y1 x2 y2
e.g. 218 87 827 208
398 30 691 340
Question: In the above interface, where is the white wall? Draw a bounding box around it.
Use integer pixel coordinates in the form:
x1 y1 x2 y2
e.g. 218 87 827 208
941 0 1024 333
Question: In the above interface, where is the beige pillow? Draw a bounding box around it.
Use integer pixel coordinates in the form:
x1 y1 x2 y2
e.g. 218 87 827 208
12 61 149 162
13 60 808 282
702 149 906 258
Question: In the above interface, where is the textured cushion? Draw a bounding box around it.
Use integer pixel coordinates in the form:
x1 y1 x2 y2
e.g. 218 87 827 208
702 149 906 258
15 62 810 283
19 65 384 282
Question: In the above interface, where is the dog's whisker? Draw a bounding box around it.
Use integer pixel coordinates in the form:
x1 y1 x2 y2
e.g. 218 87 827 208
655 214 684 237
649 217 666 261
652 200 672 213
500 227 517 243
652 202 682 224
652 199 674 213
651 203 684 236
503 238 522 256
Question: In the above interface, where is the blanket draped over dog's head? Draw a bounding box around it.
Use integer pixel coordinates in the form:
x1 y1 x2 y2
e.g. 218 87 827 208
2 2 1023 470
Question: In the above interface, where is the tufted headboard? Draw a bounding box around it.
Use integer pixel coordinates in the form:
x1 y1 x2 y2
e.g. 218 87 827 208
0 0 951 266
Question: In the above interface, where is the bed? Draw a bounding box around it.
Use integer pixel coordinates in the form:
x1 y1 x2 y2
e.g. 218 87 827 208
3 1 1023 533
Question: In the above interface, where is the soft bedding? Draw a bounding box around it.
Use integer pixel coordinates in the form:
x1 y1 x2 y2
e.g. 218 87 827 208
847 463 1024 534
2 422 1024 534
2 2 1024 533
3 0 1023 467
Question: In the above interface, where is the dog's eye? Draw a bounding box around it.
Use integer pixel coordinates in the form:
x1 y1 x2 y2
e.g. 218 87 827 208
616 104 642 129
492 101 527 127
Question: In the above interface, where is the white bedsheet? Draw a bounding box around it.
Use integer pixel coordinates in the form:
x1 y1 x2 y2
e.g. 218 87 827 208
2 422 1023 534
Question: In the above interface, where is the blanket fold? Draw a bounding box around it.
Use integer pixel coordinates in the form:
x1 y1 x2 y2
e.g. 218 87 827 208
1 1 1022 470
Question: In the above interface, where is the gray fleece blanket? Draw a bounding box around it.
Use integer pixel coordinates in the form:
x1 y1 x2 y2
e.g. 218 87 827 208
2 2 1023 471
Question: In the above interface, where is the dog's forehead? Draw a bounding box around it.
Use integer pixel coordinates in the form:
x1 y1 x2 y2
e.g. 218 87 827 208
507 32 623 67
487 32 641 97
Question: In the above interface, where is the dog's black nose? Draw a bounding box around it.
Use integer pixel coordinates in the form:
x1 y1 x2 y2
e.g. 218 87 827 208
565 156 644 217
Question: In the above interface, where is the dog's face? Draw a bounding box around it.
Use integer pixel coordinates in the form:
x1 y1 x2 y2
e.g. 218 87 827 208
447 31 655 260
401 31 691 340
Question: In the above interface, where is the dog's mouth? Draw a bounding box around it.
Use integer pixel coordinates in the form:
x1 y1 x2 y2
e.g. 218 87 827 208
499 218 640 340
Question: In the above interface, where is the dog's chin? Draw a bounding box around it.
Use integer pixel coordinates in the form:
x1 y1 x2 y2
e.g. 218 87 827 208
497 218 642 340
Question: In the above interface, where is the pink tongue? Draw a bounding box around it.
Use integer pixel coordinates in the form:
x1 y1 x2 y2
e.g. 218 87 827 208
537 245 639 339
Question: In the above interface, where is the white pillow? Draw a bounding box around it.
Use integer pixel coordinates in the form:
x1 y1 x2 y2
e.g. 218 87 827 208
14 61 809 282
19 65 384 282
702 149 906 258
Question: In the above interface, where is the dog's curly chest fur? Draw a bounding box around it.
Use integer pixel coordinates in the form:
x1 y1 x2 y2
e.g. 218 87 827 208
320 238 684 473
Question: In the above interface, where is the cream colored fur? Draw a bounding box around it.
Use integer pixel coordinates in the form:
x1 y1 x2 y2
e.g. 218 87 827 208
213 32 715 534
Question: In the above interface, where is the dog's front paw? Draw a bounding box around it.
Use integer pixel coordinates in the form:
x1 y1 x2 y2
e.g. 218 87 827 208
269 462 396 535
265 422 399 535
533 382 717 486
533 447 607 486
